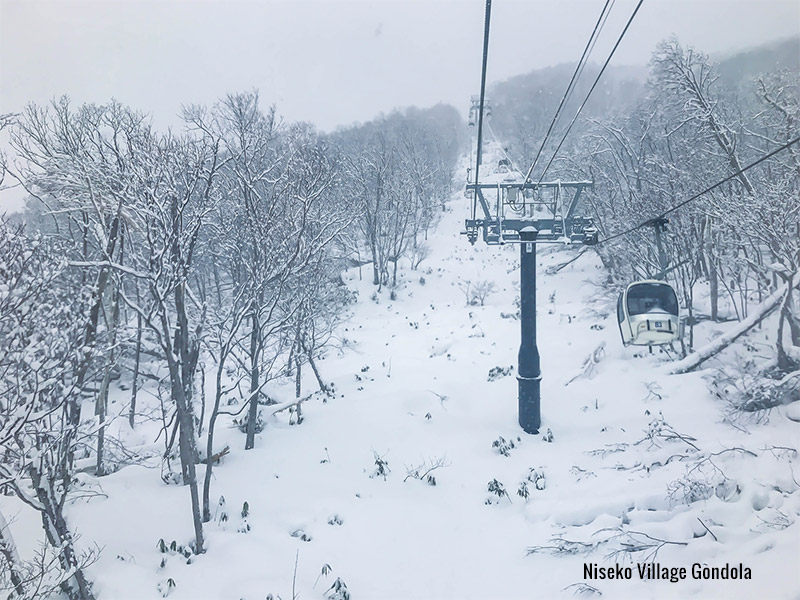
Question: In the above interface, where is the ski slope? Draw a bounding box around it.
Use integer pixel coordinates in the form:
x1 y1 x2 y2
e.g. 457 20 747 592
4 166 799 600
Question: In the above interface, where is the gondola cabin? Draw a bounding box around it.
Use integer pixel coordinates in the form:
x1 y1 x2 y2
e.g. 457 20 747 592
617 280 680 346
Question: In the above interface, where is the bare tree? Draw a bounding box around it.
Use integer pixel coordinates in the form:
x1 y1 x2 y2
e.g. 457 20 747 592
207 94 349 449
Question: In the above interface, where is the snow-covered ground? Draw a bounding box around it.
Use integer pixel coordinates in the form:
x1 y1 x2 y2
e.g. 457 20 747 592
4 169 799 600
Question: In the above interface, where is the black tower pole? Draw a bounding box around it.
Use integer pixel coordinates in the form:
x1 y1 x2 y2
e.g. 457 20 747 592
518 226 541 433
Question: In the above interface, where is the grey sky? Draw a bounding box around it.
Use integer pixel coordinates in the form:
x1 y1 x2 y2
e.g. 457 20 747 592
1 0 798 134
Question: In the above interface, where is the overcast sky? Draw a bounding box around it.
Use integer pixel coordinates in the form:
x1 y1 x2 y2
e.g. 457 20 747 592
1 0 798 134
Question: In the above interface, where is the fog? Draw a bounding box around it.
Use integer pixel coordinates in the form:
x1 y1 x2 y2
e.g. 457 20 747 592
2 0 798 132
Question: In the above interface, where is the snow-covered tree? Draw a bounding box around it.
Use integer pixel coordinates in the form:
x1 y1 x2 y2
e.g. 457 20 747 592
0 219 95 600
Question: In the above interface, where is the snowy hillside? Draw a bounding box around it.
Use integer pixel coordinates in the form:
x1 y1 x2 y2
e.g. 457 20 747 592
4 166 798 600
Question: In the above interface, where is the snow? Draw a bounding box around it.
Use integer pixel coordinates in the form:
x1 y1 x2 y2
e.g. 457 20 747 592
3 167 799 599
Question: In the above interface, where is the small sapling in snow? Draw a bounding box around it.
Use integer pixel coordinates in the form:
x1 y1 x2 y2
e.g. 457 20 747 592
238 501 251 533
427 390 448 406
156 537 194 567
160 462 182 486
234 410 265 435
636 413 699 451
157 578 176 598
563 583 602 596
485 479 511 504
290 528 312 542
569 466 596 481
564 342 605 385
518 469 546 501
314 563 333 589
492 435 520 457
320 447 332 464
542 428 554 443
288 404 303 426
156 538 193 559
215 495 228 524
644 382 664 402
526 467 546 490
325 577 350 600
411 242 431 270
327 514 343 526
404 456 450 485
517 481 529 500
369 450 391 480
459 279 497 306
487 365 514 382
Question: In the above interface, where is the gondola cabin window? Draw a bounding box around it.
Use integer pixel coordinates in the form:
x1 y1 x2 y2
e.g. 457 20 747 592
626 282 679 316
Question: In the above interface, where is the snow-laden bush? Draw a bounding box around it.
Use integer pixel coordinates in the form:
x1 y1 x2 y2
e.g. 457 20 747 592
709 363 800 420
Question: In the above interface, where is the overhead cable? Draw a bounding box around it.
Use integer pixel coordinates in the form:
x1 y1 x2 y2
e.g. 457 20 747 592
537 0 645 184
598 135 800 246
522 0 614 183
472 0 493 222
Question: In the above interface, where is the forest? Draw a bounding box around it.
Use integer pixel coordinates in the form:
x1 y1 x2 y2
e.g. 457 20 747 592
0 94 462 599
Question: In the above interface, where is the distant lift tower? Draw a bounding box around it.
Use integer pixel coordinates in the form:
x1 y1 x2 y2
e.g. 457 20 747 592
468 95 491 127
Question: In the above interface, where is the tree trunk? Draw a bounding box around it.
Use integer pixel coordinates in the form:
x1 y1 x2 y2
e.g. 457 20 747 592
198 363 206 436
370 240 380 286
96 274 121 476
28 467 96 600
784 281 800 346
777 275 798 372
306 347 329 394
174 280 200 469
709 258 719 322
203 355 227 522
0 507 24 598
129 295 143 429
777 295 790 371
295 346 302 400
213 260 223 308
166 355 205 553
245 311 260 451
294 315 304 399
168 223 205 552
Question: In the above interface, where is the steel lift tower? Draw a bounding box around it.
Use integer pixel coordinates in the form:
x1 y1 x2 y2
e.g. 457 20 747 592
464 0 599 434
